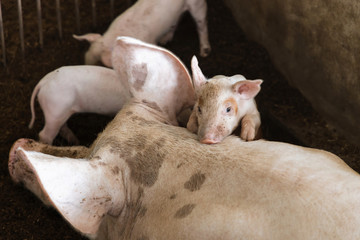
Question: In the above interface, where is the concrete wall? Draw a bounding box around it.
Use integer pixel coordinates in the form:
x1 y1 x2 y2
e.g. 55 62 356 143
223 0 360 145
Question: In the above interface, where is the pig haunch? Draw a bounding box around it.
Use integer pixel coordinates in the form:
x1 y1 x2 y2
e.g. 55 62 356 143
73 0 211 67
10 37 360 240
29 65 130 145
187 56 262 143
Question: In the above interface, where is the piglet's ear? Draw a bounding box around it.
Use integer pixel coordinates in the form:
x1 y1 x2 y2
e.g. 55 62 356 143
112 37 196 124
15 148 124 237
233 79 263 100
191 56 207 91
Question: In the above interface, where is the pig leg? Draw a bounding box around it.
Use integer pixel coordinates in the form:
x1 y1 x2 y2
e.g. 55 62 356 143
187 0 211 57
158 24 178 45
8 138 89 205
39 111 73 145
240 112 261 141
59 123 80 145
186 109 199 133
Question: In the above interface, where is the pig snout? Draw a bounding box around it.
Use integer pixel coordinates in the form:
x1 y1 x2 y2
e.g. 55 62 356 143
200 134 220 144
199 125 228 144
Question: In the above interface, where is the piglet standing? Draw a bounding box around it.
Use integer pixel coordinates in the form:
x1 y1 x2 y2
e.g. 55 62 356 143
29 65 130 145
73 0 211 67
187 56 262 143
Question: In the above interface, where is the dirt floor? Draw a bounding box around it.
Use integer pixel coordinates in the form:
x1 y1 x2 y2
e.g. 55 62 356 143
1 0 359 239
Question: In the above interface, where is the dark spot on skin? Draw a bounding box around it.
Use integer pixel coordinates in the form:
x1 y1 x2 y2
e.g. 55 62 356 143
126 111 133 116
130 115 157 126
212 125 226 139
138 206 147 218
170 194 176 200
138 187 144 198
112 166 120 175
142 99 162 113
123 136 167 187
198 96 204 106
177 162 185 168
184 172 206 192
132 63 147 91
137 236 149 240
174 204 196 218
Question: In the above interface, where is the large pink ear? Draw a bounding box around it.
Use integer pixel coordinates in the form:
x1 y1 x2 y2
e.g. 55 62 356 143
73 33 102 43
14 148 124 237
112 37 196 124
191 56 207 91
233 79 263 100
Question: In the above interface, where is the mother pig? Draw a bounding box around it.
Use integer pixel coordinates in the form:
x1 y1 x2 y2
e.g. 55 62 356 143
9 37 360 240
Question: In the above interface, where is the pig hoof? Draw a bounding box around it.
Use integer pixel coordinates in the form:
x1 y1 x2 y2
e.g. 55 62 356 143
240 127 256 141
200 47 211 57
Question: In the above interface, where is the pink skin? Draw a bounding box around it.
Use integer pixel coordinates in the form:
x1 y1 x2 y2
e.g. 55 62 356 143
29 65 130 145
187 56 262 144
8 38 360 240
73 0 211 67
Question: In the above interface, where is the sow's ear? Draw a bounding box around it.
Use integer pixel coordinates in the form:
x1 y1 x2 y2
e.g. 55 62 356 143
112 36 196 120
233 79 263 100
14 148 124 237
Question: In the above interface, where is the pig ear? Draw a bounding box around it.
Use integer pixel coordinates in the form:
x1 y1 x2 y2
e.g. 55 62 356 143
73 33 102 43
15 148 124 236
112 37 196 123
233 79 263 100
191 56 208 91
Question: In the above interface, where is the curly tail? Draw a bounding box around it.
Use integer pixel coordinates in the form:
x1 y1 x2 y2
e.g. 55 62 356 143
28 83 41 129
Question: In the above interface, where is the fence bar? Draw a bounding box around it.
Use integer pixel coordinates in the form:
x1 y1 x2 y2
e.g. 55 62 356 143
36 0 43 48
56 0 62 39
92 0 96 28
110 0 114 19
0 0 6 66
17 0 25 58
74 0 80 33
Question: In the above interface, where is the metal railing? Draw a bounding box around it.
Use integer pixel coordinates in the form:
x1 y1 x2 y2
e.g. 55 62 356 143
0 0 128 67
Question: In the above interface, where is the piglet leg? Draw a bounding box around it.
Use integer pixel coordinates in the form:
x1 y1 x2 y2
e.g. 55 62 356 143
240 113 261 141
59 123 80 145
188 0 211 57
159 24 177 45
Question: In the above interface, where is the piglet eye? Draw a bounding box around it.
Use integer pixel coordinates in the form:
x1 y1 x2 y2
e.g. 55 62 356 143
226 107 231 113
198 106 202 114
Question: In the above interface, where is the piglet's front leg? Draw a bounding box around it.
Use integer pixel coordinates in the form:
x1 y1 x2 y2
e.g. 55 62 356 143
240 112 261 141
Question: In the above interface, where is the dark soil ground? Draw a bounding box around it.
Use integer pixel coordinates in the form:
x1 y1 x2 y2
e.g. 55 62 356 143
1 0 359 239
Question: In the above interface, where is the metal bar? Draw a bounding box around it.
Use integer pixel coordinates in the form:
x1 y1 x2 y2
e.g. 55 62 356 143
110 0 114 19
0 0 6 66
36 0 43 48
92 0 96 28
74 0 80 33
56 0 62 39
17 0 25 58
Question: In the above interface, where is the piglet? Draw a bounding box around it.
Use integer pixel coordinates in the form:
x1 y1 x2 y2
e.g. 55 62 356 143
73 0 211 67
29 65 130 145
187 56 262 144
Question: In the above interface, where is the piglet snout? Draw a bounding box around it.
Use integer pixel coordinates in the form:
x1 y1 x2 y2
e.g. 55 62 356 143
200 133 221 144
